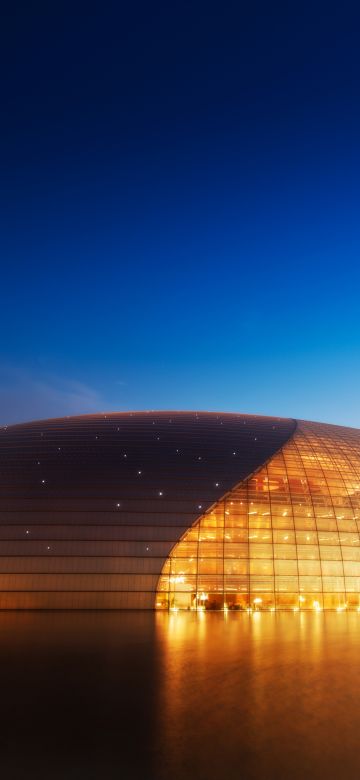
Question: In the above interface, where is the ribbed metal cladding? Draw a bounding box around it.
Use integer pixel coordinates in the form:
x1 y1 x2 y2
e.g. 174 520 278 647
0 411 296 608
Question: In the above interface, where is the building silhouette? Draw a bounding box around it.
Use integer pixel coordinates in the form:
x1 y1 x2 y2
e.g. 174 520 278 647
1 411 360 610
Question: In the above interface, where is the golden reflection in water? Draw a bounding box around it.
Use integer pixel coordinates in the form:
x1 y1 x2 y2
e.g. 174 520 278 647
154 612 360 780
1 611 359 780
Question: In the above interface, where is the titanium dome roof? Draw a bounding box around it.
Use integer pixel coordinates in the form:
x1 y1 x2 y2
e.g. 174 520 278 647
0 411 295 609
0 411 295 506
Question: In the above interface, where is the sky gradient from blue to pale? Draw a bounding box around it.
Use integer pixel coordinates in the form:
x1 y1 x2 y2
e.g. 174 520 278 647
1 1 360 427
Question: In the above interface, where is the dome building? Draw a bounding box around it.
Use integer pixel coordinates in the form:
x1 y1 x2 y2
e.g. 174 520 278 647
1 411 360 610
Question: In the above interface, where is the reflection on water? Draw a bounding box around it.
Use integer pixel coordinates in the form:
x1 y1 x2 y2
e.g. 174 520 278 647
1 611 360 779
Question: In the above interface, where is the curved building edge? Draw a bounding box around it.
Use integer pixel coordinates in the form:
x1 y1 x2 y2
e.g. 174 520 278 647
4 412 360 610
0 411 296 609
158 418 360 611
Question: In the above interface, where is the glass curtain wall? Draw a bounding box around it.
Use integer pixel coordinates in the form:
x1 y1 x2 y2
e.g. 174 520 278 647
156 421 360 610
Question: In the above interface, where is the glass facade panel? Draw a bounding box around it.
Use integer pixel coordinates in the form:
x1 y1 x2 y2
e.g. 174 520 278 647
224 559 248 575
158 419 360 610
274 560 298 575
273 544 297 559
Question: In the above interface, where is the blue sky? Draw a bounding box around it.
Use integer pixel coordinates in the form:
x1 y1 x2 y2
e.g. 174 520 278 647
1 2 360 426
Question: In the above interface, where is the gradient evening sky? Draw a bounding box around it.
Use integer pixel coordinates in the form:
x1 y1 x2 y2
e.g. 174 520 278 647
1 2 360 426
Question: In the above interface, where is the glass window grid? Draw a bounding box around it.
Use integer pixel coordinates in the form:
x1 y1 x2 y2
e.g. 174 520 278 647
158 421 360 610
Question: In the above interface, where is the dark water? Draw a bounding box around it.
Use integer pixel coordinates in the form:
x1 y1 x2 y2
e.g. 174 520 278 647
2 611 360 779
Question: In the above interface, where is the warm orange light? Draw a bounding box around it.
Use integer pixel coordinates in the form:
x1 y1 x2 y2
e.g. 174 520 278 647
156 419 360 611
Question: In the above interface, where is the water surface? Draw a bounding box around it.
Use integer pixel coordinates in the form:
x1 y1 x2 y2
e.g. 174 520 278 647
1 611 360 779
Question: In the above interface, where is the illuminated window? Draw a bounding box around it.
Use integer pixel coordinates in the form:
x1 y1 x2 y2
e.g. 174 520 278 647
157 421 360 610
